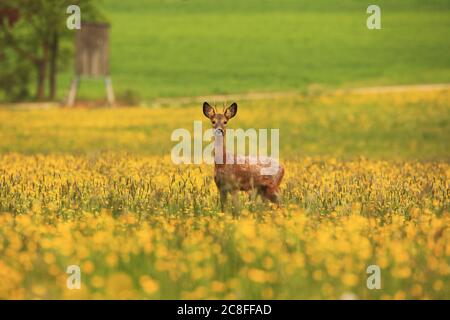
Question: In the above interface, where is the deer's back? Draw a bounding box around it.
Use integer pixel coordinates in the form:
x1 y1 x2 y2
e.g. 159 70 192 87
214 155 284 192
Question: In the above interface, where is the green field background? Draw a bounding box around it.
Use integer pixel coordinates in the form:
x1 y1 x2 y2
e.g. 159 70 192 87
56 0 450 101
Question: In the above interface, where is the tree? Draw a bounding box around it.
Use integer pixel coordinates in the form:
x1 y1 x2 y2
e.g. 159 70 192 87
0 6 30 101
0 0 102 101
0 46 33 102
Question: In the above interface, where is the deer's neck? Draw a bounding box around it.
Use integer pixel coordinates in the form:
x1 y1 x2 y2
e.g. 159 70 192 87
214 133 227 167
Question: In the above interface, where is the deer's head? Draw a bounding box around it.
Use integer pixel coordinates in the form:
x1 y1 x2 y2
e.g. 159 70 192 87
203 102 237 137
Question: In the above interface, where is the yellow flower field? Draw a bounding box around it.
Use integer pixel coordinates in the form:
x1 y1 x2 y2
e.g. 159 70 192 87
0 154 448 299
0 90 448 299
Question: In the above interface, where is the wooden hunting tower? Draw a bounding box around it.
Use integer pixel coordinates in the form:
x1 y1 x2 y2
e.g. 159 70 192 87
66 22 115 106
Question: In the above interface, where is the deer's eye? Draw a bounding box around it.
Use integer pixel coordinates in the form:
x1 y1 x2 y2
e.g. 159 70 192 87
223 121 227 124
212 120 216 124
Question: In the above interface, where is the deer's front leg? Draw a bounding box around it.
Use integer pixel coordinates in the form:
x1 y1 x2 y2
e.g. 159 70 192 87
219 189 228 212
231 191 240 218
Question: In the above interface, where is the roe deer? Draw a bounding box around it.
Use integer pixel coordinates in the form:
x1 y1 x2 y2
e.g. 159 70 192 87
203 102 284 214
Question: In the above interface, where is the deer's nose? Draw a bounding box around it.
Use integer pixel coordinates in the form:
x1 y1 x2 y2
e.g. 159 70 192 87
214 128 224 136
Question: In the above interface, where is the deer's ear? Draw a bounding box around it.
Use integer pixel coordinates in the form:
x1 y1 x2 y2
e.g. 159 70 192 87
203 102 215 119
224 102 237 119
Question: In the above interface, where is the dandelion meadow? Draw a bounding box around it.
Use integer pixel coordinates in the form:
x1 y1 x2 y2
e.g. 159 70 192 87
0 90 449 299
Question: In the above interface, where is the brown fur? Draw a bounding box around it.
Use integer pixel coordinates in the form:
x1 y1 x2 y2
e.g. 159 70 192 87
203 102 284 213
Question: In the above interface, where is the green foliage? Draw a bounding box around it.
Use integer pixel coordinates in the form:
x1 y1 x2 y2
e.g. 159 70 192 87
0 48 32 102
0 0 102 101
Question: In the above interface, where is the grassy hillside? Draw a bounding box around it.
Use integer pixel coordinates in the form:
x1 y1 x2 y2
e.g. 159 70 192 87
56 0 450 102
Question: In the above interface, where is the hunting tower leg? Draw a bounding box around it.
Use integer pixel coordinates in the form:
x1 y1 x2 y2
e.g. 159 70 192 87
66 77 79 107
105 76 116 107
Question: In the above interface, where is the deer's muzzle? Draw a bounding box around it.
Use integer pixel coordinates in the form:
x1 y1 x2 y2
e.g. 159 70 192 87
214 128 224 136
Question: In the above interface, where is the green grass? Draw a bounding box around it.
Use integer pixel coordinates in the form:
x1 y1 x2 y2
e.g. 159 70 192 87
55 0 450 102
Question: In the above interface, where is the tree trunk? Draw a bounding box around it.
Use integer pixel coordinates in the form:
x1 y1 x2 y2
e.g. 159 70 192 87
36 43 49 100
48 32 58 100
36 61 46 100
